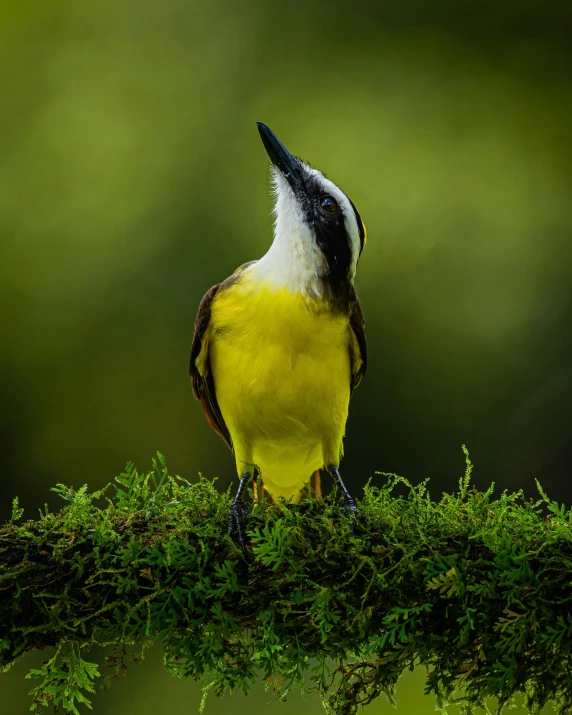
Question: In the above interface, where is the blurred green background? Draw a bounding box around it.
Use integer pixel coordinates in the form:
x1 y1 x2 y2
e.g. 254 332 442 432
1 0 571 711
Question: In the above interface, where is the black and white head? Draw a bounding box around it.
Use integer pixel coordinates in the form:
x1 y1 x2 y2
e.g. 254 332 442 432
253 122 366 304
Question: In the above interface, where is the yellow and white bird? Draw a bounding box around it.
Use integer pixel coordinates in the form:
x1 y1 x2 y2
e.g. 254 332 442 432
190 122 367 547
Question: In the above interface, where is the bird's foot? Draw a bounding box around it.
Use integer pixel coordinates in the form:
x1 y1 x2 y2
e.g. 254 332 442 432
341 496 359 533
327 465 361 532
345 500 370 536
228 498 250 552
341 495 357 513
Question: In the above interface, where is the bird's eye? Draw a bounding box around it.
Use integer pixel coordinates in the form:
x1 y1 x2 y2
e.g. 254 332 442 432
320 196 339 214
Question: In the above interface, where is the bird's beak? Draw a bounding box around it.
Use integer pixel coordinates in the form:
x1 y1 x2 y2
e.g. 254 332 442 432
256 122 304 192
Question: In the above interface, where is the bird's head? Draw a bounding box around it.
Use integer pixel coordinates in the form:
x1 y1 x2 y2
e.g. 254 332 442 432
256 122 366 302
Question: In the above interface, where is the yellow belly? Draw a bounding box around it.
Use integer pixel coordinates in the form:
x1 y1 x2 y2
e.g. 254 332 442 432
209 281 351 502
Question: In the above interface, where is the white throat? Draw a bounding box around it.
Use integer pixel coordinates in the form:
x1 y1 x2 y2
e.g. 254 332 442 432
248 166 360 298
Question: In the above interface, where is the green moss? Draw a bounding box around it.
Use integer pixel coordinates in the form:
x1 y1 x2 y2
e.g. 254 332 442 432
2 449 572 714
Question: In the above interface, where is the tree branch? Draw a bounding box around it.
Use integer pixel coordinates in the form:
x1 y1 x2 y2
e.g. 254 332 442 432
2 450 572 715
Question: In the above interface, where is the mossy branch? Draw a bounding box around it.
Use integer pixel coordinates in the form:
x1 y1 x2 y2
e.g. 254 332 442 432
2 450 572 715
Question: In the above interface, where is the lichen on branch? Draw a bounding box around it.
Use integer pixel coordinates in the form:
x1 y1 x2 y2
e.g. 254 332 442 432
1 449 572 715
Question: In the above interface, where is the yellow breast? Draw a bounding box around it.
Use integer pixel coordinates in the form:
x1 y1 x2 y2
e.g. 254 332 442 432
208 277 352 493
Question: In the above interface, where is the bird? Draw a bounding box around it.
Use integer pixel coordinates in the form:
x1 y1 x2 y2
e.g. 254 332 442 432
190 122 367 549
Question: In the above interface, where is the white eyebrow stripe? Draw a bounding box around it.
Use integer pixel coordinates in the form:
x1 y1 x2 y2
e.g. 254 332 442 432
306 168 361 267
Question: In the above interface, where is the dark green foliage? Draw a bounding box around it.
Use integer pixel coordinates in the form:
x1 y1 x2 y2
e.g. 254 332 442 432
2 449 572 714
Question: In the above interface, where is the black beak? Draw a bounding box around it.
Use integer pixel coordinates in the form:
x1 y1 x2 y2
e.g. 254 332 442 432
256 122 304 192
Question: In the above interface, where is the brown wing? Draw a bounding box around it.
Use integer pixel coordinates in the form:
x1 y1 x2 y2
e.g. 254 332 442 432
189 262 257 451
189 283 233 450
348 287 367 392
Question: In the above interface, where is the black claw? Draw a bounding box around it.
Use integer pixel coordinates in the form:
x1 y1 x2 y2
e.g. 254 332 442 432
342 498 357 533
228 470 253 552
342 496 357 512
327 464 360 532
228 499 250 551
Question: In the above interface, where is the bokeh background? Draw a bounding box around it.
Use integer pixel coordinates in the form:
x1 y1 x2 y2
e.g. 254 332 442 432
1 0 571 711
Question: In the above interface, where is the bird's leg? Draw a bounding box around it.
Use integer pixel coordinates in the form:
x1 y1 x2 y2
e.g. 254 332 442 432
327 464 357 512
228 471 253 551
252 467 265 506
311 469 322 499
252 472 259 507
